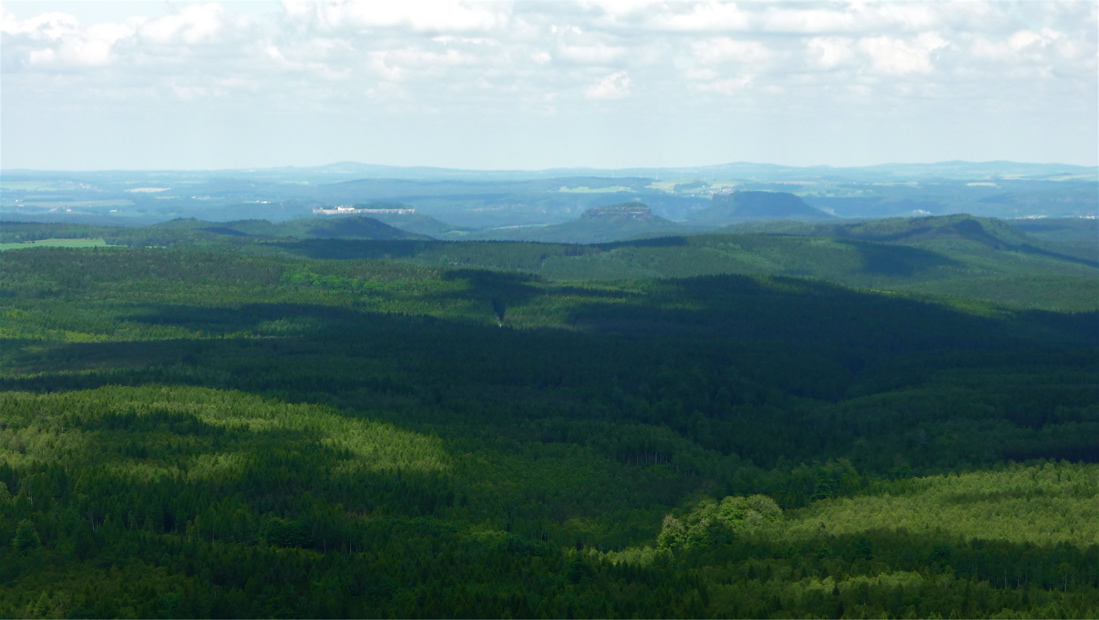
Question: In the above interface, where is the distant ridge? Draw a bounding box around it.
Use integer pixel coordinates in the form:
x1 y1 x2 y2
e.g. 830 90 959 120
581 203 661 220
688 191 833 224
152 216 429 241
4 161 1094 230
476 202 686 244
720 214 1029 245
719 214 1098 268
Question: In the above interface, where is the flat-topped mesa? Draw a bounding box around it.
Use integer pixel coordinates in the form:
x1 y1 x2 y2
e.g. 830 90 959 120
581 203 655 219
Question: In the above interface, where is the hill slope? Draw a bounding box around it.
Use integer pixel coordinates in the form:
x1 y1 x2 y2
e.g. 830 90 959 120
359 213 468 238
719 213 1030 244
474 203 688 244
259 215 1097 311
153 216 430 240
6 215 1095 311
688 191 834 225
719 214 1096 268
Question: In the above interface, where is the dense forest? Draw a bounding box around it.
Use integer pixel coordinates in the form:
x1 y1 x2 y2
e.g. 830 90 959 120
0 219 1096 617
2 214 1095 313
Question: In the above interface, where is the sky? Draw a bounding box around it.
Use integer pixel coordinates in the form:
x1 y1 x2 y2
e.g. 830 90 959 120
1 0 1096 171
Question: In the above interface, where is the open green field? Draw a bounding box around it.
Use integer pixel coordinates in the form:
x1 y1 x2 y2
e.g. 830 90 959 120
0 238 109 251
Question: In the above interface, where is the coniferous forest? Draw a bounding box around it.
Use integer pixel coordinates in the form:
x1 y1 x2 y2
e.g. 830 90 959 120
0 219 1097 618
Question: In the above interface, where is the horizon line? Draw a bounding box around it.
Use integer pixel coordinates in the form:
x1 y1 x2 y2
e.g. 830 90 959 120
3 159 1098 175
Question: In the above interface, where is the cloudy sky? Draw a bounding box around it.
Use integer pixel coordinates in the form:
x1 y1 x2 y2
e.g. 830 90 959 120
2 0 1096 170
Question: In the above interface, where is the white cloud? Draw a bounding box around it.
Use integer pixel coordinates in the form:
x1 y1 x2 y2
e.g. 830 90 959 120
557 43 627 64
1 9 80 38
262 39 352 80
652 2 751 31
584 70 630 99
2 0 1096 168
2 8 136 67
295 0 511 33
34 22 124 66
138 3 222 45
761 6 862 33
858 32 949 75
366 50 407 82
26 47 55 66
586 1 997 35
366 46 476 81
807 37 855 69
580 0 662 21
971 26 1094 66
693 74 753 95
691 38 771 65
873 3 946 32
1008 28 1063 51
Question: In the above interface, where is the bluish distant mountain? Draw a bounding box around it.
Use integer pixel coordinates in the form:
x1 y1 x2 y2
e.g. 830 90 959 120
475 203 686 244
687 191 834 225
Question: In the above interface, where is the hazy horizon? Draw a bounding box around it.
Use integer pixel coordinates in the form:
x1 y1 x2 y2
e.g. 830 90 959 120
3 0 1096 171
3 158 1098 175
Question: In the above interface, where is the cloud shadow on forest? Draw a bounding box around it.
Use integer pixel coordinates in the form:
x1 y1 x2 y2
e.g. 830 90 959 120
835 239 959 278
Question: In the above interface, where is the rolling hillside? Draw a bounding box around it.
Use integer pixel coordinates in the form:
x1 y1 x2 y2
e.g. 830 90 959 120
151 216 431 241
256 215 1098 312
3 215 1095 311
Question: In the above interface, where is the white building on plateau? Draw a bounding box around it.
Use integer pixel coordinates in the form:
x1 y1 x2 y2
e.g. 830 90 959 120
313 206 416 215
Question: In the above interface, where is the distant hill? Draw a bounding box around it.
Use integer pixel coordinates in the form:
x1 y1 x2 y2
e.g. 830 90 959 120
328 213 1093 311
687 191 833 225
339 204 469 238
474 203 687 244
183 201 468 239
720 213 1028 243
287 216 430 240
580 203 662 220
153 216 430 241
721 213 1097 256
719 214 1099 267
1007 217 1099 245
6 161 1093 229
11 215 1098 311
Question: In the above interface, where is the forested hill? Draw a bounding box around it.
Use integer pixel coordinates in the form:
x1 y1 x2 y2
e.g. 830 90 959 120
1004 217 1099 263
271 219 1097 312
2 215 1096 312
719 213 1032 245
353 212 469 238
687 191 834 224
716 213 1099 267
471 202 688 244
152 216 431 241
0 240 1096 617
